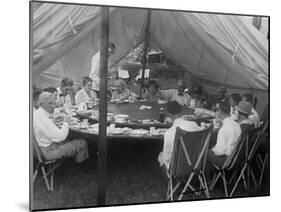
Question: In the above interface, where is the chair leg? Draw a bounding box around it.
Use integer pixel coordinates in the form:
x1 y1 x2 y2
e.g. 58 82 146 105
166 181 170 200
210 172 221 191
199 175 210 198
250 168 257 188
178 173 194 200
33 170 38 183
202 173 210 198
169 178 173 201
222 171 228 197
50 171 54 191
41 166 50 191
230 165 247 197
258 154 268 187
229 169 238 185
242 172 247 189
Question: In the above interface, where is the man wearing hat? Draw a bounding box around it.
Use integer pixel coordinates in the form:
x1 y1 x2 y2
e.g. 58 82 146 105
33 92 89 163
236 101 255 133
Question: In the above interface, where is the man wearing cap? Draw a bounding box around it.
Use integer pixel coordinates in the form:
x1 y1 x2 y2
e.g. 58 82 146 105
242 93 260 128
89 42 115 94
236 101 255 133
33 92 89 163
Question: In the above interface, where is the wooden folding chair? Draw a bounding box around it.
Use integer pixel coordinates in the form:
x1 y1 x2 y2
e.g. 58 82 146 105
256 121 269 187
230 121 268 196
32 135 64 191
209 132 248 197
165 127 211 201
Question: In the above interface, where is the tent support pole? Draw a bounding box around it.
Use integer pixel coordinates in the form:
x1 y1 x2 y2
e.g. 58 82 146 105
97 6 109 206
139 9 152 99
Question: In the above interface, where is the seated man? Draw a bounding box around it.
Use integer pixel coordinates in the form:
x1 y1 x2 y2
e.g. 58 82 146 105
75 77 97 105
242 93 260 128
236 101 254 134
229 93 242 120
159 79 191 106
142 80 160 102
111 78 138 101
189 84 208 108
210 87 229 111
33 92 89 163
158 101 203 169
207 102 241 167
33 87 42 111
57 77 76 106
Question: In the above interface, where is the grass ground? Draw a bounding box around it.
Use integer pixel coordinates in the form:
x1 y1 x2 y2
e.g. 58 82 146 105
32 140 269 211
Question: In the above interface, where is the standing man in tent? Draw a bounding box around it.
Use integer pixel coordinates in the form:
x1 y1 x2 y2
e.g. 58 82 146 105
89 42 115 96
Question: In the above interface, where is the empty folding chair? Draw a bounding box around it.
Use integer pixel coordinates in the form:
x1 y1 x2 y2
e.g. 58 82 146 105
32 135 64 191
209 132 248 197
165 127 211 201
230 121 268 196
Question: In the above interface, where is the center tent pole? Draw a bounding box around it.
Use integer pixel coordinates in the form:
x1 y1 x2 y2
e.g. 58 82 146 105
139 9 152 99
97 6 110 206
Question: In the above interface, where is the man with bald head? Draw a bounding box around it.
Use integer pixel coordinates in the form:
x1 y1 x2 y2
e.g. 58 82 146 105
159 79 191 106
33 92 89 163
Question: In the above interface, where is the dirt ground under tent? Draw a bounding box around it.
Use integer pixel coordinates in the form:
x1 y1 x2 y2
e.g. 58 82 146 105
33 139 269 210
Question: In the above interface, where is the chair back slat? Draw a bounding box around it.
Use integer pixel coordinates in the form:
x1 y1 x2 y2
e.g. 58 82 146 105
248 121 268 161
169 127 210 180
222 132 248 170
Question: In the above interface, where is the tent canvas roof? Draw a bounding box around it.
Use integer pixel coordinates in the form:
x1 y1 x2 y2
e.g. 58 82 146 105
32 2 268 91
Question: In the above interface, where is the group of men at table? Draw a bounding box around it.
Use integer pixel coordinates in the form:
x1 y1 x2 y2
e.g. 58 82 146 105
32 74 261 173
32 41 261 175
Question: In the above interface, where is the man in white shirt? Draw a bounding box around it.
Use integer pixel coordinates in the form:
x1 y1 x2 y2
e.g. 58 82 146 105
208 101 241 167
242 93 260 128
159 79 191 106
158 101 203 169
33 92 89 163
75 77 97 105
89 42 115 92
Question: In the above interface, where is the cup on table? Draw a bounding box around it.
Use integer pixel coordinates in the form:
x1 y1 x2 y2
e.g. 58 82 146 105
110 123 115 130
150 126 156 135
82 119 88 125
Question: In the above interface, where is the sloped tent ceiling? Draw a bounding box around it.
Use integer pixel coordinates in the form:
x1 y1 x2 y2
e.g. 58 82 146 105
32 3 268 92
149 11 268 90
32 3 147 88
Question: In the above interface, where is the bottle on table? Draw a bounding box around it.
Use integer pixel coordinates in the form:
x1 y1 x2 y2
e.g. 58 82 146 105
159 107 165 123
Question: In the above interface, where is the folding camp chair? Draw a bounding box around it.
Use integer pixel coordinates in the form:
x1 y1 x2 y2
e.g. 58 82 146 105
256 121 269 187
165 127 211 201
209 132 248 197
32 135 64 191
230 121 268 196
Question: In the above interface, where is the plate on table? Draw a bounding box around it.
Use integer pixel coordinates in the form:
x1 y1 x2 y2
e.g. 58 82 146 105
130 129 148 136
114 114 129 119
141 119 155 124
183 114 198 121
109 128 124 135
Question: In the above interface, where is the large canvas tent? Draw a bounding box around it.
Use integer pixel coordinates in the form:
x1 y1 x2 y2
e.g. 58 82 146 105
32 3 268 114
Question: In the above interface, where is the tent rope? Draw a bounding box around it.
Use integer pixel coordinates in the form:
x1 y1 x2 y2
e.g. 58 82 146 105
231 42 239 64
68 14 77 35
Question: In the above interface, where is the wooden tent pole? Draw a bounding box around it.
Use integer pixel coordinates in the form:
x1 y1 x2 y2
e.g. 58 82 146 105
97 6 109 206
139 9 152 99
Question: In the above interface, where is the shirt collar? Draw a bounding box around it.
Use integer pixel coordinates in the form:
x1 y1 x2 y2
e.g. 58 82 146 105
38 107 51 117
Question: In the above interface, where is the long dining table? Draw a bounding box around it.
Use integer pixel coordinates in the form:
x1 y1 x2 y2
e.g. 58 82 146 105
67 100 214 142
